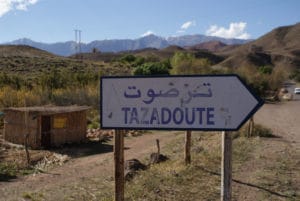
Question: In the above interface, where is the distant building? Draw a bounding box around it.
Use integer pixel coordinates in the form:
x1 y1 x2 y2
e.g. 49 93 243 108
3 106 90 149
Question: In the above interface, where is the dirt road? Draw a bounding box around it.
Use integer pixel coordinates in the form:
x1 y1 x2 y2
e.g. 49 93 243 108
233 100 300 201
255 100 300 148
0 131 180 200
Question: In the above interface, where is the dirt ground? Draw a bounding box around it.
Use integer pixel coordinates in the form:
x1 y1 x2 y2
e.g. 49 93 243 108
0 99 299 201
233 100 300 201
0 131 180 200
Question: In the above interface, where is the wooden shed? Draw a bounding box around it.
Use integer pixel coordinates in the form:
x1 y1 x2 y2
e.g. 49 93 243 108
3 106 90 149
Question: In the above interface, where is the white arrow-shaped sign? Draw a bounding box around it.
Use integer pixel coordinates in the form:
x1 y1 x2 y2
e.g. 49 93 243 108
101 75 263 131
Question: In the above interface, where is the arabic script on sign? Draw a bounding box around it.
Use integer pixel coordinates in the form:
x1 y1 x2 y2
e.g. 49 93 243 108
124 82 213 105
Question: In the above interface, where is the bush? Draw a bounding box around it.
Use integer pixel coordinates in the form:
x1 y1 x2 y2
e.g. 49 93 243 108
0 73 24 90
235 123 274 138
133 61 170 75
259 65 273 74
289 69 300 82
120 54 136 63
171 52 213 75
0 163 18 180
132 56 145 67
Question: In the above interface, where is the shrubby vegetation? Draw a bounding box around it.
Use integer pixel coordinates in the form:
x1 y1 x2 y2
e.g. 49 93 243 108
0 69 100 108
0 72 24 90
0 50 293 109
133 60 171 75
119 54 146 67
289 69 300 82
236 65 287 97
171 52 215 75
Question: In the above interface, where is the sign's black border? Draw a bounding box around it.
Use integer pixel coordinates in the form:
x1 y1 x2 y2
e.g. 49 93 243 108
100 74 264 131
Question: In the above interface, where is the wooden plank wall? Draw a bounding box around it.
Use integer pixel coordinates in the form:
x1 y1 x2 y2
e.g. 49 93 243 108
51 111 87 146
4 110 87 148
4 111 39 148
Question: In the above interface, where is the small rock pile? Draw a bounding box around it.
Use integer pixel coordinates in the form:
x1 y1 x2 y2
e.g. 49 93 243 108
86 129 114 141
86 129 146 141
35 153 69 171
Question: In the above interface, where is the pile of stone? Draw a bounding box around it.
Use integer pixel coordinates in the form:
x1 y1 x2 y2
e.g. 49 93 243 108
86 129 114 141
126 130 146 137
35 153 69 171
86 129 146 141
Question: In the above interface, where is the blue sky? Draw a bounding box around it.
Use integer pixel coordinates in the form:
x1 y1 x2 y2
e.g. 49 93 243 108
0 0 299 43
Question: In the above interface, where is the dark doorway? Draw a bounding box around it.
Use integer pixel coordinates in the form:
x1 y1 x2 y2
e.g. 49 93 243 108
41 116 51 148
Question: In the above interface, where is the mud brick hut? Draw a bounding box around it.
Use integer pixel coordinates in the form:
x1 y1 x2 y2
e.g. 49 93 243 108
3 106 90 149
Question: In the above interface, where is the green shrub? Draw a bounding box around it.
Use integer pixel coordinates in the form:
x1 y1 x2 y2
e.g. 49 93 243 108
120 54 136 63
133 61 170 75
0 163 18 180
259 65 273 74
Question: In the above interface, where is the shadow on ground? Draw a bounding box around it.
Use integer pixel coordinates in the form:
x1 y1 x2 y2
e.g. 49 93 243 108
52 140 114 158
195 165 295 200
0 174 17 182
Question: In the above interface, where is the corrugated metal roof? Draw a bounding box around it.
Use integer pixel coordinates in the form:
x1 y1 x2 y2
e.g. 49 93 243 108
4 105 90 114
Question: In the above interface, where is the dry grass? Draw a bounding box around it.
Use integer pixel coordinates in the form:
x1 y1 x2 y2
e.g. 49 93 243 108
2 127 298 200
0 85 100 108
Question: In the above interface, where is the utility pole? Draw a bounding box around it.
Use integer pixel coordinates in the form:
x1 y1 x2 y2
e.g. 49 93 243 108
78 30 82 53
74 29 82 54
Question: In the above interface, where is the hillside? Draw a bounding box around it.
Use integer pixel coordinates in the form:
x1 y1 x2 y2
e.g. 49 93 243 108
0 45 130 77
74 23 300 72
218 22 300 69
185 41 228 52
74 44 225 66
0 45 57 58
2 22 300 79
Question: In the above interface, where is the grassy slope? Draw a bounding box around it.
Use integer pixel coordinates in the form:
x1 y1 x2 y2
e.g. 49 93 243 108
0 45 131 77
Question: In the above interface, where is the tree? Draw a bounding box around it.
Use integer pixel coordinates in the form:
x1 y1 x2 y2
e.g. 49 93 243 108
171 52 195 75
171 52 213 75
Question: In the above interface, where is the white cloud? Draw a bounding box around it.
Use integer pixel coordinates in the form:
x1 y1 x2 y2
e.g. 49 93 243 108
0 0 39 17
176 20 196 34
181 21 196 30
206 22 251 39
141 30 155 37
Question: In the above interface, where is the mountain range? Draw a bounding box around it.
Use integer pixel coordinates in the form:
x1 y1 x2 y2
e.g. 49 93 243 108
5 34 249 56
1 22 299 73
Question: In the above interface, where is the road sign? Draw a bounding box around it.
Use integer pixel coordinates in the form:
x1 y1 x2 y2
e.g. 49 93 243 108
100 75 263 131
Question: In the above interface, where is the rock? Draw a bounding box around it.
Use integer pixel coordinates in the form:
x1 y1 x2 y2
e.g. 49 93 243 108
280 87 288 94
282 93 293 101
125 159 147 171
124 159 147 181
149 153 169 165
